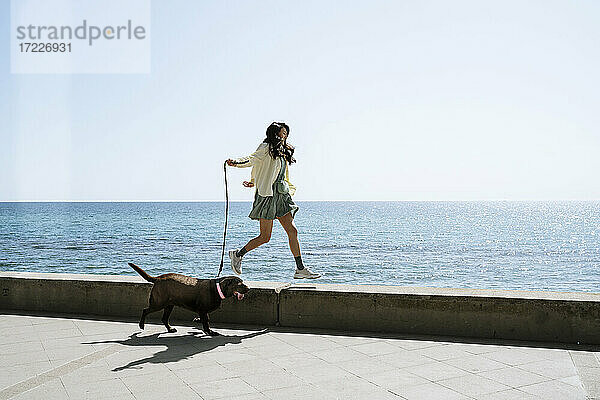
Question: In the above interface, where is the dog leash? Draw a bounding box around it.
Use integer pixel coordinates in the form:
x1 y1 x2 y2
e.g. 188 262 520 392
217 160 229 277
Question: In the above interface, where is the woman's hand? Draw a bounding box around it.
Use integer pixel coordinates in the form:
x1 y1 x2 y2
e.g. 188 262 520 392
226 159 235 166
242 181 254 187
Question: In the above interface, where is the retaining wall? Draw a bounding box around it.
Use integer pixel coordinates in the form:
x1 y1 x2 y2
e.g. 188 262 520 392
1 272 599 344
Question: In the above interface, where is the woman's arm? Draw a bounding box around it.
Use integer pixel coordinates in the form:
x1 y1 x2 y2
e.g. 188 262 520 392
227 143 268 168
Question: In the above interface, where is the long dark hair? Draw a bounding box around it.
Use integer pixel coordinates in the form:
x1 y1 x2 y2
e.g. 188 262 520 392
262 121 296 164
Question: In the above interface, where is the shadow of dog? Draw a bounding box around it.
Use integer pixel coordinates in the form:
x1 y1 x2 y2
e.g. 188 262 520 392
84 328 268 371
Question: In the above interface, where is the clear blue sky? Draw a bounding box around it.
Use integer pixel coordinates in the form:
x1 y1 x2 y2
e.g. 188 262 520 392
1 0 599 201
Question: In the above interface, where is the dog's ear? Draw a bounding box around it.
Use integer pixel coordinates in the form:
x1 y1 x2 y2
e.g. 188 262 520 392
220 277 237 297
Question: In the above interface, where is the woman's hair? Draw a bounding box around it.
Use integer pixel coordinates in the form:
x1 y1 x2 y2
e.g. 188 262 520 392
263 121 296 164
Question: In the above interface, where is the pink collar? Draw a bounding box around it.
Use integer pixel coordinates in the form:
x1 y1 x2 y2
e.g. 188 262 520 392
216 282 226 300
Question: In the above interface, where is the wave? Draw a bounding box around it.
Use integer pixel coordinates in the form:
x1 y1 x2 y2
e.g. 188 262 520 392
62 246 95 250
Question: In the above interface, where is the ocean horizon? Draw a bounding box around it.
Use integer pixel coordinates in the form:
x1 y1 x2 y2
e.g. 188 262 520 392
2 200 599 293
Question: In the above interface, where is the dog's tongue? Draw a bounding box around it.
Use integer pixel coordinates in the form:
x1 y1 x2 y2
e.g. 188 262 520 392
236 292 244 300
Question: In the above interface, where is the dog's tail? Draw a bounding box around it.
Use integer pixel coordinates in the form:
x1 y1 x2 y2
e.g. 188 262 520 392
128 263 156 283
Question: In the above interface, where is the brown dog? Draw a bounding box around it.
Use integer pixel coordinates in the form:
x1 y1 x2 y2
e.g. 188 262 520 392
128 263 249 336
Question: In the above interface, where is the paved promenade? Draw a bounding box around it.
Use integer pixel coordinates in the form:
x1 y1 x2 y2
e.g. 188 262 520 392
0 313 598 400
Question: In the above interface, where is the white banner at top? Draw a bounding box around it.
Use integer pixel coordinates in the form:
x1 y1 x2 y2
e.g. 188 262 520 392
10 0 151 74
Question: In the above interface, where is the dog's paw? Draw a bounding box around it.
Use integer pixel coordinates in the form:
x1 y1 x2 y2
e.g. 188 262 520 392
139 322 145 330
205 330 221 337
167 328 177 333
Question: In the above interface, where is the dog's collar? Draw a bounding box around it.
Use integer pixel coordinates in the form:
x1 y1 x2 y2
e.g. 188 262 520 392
216 282 226 300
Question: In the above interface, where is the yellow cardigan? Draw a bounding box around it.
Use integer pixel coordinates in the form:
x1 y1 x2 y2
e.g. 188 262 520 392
232 142 297 197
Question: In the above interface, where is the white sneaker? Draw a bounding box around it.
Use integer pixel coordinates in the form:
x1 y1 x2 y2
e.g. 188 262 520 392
228 249 242 275
294 268 321 279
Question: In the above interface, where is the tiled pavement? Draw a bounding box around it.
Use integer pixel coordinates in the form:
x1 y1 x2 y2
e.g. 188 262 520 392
1 313 598 400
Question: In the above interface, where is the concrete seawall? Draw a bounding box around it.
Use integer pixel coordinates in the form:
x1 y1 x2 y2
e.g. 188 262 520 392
1 271 599 344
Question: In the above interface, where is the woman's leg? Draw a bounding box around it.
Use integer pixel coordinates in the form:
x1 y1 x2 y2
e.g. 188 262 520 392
277 212 300 257
243 218 273 252
277 212 320 277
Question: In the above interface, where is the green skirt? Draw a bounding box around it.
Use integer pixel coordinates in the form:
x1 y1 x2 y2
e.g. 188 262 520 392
248 185 299 220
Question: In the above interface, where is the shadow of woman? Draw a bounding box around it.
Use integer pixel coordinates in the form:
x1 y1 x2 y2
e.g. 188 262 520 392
84 328 269 371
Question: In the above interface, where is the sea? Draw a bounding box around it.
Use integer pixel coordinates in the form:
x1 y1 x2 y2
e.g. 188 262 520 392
1 201 599 293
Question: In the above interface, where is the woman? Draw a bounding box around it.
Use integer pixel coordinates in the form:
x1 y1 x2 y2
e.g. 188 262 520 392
225 122 320 279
